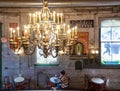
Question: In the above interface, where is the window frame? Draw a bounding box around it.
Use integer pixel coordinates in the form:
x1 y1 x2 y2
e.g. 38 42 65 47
83 17 120 69
99 18 120 68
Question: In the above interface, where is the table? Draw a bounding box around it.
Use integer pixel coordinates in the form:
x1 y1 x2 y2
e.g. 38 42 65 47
50 77 61 84
90 77 105 91
91 78 104 84
14 76 25 83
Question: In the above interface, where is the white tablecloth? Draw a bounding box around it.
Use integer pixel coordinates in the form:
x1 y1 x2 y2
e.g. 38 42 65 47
14 76 25 83
50 77 61 84
91 78 104 84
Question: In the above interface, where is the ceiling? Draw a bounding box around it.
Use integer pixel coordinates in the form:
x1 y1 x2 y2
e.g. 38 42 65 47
0 0 120 8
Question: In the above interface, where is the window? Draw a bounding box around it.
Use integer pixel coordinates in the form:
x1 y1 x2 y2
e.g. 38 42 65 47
35 47 59 66
100 19 120 66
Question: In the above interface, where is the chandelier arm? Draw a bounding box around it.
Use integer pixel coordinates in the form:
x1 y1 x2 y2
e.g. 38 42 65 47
24 45 36 55
42 46 50 58
68 45 72 55
38 44 42 49
39 50 43 56
43 54 48 58
51 53 58 58
24 48 34 55
51 46 59 58
16 46 22 53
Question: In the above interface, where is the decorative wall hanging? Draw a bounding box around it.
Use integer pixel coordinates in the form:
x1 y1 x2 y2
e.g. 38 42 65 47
70 20 94 28
75 42 84 56
77 32 89 55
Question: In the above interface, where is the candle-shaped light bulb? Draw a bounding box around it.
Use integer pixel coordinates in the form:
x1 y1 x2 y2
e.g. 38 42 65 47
33 13 36 24
53 11 56 22
43 13 46 20
63 23 66 33
72 28 74 38
60 13 63 24
24 29 28 37
67 29 71 34
45 30 48 35
67 29 71 43
50 13 53 21
75 26 77 36
13 29 16 40
29 13 32 24
35 12 38 23
17 27 20 37
47 13 49 20
67 25 72 38
10 28 13 38
13 29 15 33
69 29 72 39
57 13 59 24
24 25 28 37
67 25 70 29
55 25 59 40
24 25 26 29
39 12 41 22
57 25 60 33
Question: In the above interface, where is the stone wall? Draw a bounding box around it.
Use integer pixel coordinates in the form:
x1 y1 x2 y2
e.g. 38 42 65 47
1 6 120 90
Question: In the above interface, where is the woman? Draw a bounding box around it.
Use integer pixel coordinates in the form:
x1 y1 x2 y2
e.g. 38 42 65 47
57 70 69 89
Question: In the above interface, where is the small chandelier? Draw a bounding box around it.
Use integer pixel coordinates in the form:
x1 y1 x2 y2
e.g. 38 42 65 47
9 0 78 58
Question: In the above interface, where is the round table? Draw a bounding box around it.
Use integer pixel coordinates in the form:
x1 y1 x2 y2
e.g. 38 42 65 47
91 77 105 90
50 77 61 84
14 76 25 83
91 78 104 84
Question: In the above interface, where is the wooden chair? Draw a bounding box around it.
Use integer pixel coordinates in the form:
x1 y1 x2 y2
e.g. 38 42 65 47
21 77 31 90
12 78 24 90
67 77 70 88
3 76 13 90
61 77 70 90
15 84 23 90
46 78 54 89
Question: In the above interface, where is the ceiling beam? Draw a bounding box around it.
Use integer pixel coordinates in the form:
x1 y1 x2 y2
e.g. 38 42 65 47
0 1 120 8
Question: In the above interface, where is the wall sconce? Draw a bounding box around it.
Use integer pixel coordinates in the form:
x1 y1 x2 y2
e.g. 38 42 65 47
91 49 99 54
89 48 99 60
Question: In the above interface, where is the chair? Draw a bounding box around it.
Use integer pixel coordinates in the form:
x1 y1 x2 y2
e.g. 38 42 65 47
61 77 70 90
46 78 54 89
21 77 31 90
3 76 13 90
11 75 22 90
12 77 24 90
67 77 70 88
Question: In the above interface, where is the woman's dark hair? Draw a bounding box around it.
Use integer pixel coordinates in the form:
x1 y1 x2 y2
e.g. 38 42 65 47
60 70 65 75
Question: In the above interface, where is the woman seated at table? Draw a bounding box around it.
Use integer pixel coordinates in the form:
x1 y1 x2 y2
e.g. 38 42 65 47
57 70 69 89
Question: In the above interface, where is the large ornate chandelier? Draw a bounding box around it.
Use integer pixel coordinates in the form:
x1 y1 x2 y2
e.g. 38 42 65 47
9 0 78 58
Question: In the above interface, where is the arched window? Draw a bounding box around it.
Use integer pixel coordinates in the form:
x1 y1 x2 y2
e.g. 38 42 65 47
100 19 120 67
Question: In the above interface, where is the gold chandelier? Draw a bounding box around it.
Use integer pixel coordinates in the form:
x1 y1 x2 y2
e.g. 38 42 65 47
9 0 78 58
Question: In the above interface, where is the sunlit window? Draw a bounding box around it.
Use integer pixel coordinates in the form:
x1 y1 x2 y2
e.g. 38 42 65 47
100 19 120 65
36 47 58 65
